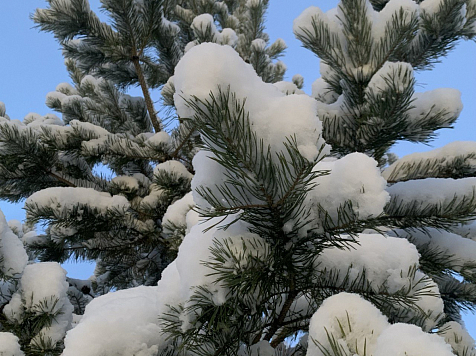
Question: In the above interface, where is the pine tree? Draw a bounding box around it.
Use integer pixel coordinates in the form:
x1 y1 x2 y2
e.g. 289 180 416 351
0 0 286 293
0 0 286 354
1 0 476 355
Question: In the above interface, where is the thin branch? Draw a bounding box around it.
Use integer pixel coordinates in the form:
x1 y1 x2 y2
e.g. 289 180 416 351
132 56 161 132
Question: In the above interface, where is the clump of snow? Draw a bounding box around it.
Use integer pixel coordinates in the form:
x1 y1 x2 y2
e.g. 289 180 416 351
391 228 476 273
439 321 476 356
383 141 476 181
190 150 234 209
175 43 328 213
373 323 454 356
308 293 455 356
191 14 238 46
293 6 341 40
176 217 253 308
311 77 338 104
191 13 216 35
372 0 420 40
0 333 24 356
157 215 270 333
162 192 195 235
145 131 171 148
174 43 327 163
407 89 463 127
305 153 389 231
314 233 444 329
23 112 42 125
111 175 140 191
56 82 78 95
273 81 305 95
307 293 389 356
25 187 130 217
451 220 476 241
140 187 165 209
62 286 162 356
219 28 239 46
20 262 70 312
0 101 6 117
366 61 413 95
315 234 420 293
251 38 267 51
26 113 64 127
4 263 73 348
0 210 28 277
154 160 193 180
420 0 450 16
292 74 304 89
387 177 476 210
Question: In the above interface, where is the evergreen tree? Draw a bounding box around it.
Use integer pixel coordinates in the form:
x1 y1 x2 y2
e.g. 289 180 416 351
0 0 286 293
1 0 476 355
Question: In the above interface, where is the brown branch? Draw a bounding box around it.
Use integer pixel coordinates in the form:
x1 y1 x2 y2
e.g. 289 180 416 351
263 288 299 344
132 55 161 133
49 172 76 187
171 127 195 159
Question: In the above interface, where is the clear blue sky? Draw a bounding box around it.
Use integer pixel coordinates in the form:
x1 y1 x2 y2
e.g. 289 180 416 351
0 0 475 333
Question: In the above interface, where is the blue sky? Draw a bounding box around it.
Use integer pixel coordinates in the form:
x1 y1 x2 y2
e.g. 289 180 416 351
0 0 475 333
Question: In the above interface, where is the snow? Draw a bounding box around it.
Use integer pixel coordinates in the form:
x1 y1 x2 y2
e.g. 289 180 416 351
145 131 171 148
373 323 454 356
22 112 42 125
387 177 476 209
0 333 24 356
0 210 28 277
372 0 419 40
191 13 216 35
305 153 389 231
111 175 140 191
308 293 454 355
314 233 444 329
26 113 63 127
307 293 389 356
383 141 476 182
4 263 73 348
175 217 253 309
407 88 463 126
190 150 239 209
62 286 162 356
219 28 239 46
26 187 130 216
251 38 266 51
311 77 338 104
191 14 238 46
56 82 78 95
293 7 341 41
273 81 305 95
162 192 195 236
173 43 327 163
140 187 165 208
20 262 70 312
292 74 304 88
154 160 193 179
157 215 270 332
420 0 447 15
439 321 476 356
391 228 476 273
366 61 413 94
315 233 418 292
451 220 476 241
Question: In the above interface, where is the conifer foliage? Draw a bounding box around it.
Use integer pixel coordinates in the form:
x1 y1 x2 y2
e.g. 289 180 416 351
0 0 476 355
